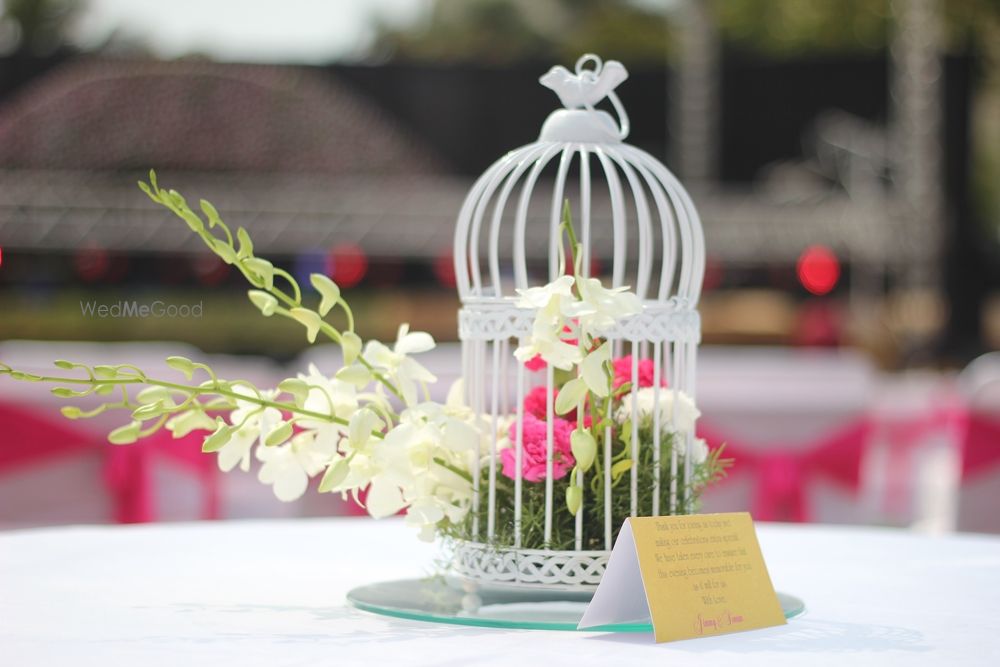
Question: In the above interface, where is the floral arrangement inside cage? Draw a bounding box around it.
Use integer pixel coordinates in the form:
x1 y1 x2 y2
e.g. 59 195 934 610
0 54 727 593
445 54 727 589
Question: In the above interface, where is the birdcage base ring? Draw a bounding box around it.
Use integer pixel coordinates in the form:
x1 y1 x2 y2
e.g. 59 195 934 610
444 540 610 592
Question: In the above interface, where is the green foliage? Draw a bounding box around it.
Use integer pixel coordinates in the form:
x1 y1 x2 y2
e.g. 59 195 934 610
448 432 731 551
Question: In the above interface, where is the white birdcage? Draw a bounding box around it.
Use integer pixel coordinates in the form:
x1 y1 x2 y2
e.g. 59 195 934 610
450 55 705 590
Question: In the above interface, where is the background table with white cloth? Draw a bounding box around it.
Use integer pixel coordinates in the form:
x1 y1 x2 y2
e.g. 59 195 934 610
2 518 998 666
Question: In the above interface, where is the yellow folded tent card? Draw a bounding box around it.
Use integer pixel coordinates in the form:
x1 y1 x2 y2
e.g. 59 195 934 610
578 512 786 643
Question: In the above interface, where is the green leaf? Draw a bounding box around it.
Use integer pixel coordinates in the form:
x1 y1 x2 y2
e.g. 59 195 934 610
318 459 350 493
310 273 341 317
136 386 172 404
566 484 582 516
335 364 371 387
131 401 166 422
138 180 153 197
247 290 278 316
554 377 587 415
289 308 323 343
93 365 117 379
108 421 142 445
166 356 196 380
148 169 158 192
9 371 43 381
167 409 217 438
243 257 274 290
95 383 116 396
264 421 294 447
212 239 238 265
341 331 362 365
581 342 611 397
610 459 633 480
619 420 633 448
200 199 222 228
201 421 233 453
60 406 83 420
236 226 254 260
53 360 75 370
277 378 310 406
570 429 597 472
51 387 88 398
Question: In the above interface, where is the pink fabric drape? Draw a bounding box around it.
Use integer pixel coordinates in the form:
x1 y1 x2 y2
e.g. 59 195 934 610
698 420 871 522
1 401 219 523
962 413 1000 480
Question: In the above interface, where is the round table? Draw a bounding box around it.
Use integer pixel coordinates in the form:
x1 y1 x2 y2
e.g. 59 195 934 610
1 519 997 666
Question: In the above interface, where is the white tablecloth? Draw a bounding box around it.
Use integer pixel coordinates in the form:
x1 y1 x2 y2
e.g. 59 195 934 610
1 519 998 666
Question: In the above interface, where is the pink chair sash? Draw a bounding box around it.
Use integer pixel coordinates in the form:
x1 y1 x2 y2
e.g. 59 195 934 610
962 414 1000 480
698 420 871 522
104 429 220 523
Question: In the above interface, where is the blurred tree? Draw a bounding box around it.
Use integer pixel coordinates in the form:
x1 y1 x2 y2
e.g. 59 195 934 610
713 0 890 56
372 0 672 64
0 0 82 56
374 0 998 64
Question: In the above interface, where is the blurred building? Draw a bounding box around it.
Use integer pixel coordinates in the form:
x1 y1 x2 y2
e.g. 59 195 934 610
0 0 985 359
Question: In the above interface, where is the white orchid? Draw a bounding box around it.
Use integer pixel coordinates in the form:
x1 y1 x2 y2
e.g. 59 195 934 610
513 298 582 371
514 274 575 310
212 386 282 473
363 324 437 407
256 430 338 502
691 437 709 465
564 277 642 329
359 404 476 533
616 387 701 433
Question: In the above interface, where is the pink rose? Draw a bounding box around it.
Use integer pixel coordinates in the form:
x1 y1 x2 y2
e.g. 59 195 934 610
500 413 575 482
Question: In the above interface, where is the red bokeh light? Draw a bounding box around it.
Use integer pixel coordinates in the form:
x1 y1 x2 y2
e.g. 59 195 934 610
702 255 724 292
74 244 110 283
0 245 3 268
193 253 230 286
326 243 368 289
434 250 457 289
796 245 840 296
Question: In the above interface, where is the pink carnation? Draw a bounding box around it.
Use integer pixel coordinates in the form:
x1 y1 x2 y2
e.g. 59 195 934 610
500 413 575 482
523 385 558 420
613 355 665 389
524 354 547 372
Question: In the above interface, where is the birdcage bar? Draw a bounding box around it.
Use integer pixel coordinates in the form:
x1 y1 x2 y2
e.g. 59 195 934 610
578 146 592 277
603 350 614 548
629 342 640 517
513 146 564 291
547 147 575 282
514 338 526 548
487 339 501 539
592 148 627 289
652 341 663 516
488 143 554 295
668 339 679 514
605 151 654 299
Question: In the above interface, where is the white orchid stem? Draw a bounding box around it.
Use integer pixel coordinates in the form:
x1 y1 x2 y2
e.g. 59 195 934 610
1 369 359 432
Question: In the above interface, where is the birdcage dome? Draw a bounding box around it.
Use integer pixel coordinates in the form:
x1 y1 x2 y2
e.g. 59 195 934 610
448 55 707 591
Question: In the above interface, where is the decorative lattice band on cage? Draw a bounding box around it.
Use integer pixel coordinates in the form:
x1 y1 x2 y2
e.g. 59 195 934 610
451 55 705 589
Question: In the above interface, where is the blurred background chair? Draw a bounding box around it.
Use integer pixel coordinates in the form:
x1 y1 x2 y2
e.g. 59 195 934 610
0 340 288 526
696 346 876 523
956 353 1000 533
